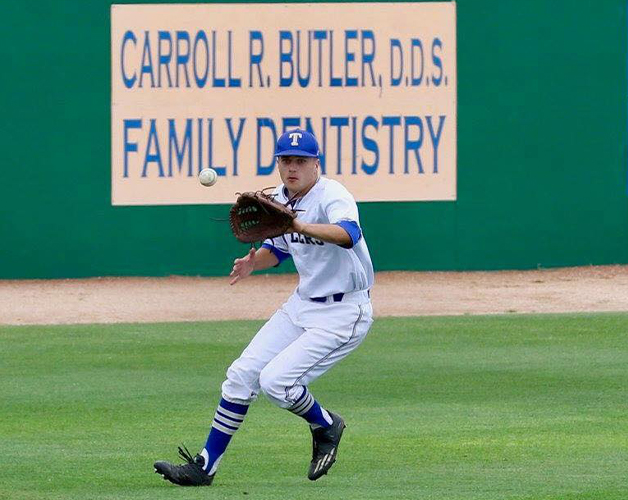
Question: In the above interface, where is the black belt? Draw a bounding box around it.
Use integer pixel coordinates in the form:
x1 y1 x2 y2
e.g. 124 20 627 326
310 293 344 303
310 290 370 303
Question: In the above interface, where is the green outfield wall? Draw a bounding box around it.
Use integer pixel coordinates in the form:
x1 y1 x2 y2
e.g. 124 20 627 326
1 0 627 279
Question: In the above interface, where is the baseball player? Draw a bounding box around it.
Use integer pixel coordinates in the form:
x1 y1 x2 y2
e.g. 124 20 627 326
154 129 374 486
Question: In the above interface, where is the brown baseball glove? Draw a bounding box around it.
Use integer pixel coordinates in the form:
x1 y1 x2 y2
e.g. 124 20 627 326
229 190 297 243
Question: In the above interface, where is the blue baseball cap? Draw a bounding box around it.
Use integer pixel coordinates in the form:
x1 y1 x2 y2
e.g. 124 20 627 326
274 129 320 158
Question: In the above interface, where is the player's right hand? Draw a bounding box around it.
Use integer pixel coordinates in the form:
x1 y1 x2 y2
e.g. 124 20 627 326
229 248 256 285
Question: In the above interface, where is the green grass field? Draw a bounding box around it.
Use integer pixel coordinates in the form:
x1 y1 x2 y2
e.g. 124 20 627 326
1 313 627 500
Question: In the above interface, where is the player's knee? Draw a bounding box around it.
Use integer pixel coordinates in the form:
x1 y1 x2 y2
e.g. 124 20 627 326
222 359 259 402
258 367 278 398
259 366 290 408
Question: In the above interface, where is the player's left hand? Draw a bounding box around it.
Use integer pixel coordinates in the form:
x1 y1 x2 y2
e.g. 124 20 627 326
229 248 256 285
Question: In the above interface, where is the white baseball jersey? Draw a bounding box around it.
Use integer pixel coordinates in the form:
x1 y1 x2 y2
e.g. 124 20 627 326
262 177 374 299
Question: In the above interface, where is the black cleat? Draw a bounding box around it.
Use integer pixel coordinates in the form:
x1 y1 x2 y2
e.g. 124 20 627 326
154 445 214 486
308 412 346 481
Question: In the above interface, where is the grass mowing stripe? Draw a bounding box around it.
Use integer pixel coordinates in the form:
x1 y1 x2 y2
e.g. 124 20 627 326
0 313 627 500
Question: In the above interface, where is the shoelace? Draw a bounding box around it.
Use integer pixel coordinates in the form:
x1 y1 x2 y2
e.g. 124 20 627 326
177 444 196 464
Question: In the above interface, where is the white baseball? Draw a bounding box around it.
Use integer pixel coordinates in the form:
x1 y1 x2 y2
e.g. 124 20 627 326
198 168 218 187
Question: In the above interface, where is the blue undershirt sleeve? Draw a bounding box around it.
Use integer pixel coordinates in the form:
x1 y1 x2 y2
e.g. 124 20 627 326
334 220 362 249
261 243 291 266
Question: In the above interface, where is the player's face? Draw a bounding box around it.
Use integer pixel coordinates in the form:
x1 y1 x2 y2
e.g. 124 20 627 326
277 156 320 195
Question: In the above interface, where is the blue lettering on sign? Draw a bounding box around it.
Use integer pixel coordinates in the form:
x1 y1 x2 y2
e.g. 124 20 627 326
426 115 446 173
361 116 379 175
193 31 209 88
139 31 155 88
351 116 357 174
212 31 226 88
329 31 342 87
226 118 246 176
197 118 204 172
382 116 401 174
207 118 226 175
313 30 327 87
227 31 242 88
256 118 277 175
330 117 349 174
121 30 137 88
344 30 358 87
158 31 173 88
119 30 446 91
296 31 311 88
404 116 423 174
279 31 293 87
119 115 447 180
390 38 403 87
168 118 193 176
143 119 164 177
123 119 142 177
249 31 264 88
305 117 327 174
282 117 300 133
361 30 376 87
410 38 424 86
431 38 443 86
175 31 191 88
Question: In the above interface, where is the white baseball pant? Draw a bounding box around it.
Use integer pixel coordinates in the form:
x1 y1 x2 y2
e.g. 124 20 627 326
221 290 373 407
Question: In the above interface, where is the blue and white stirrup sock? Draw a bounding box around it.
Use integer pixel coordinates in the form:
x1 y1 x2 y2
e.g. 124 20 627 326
201 398 249 475
288 387 333 429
